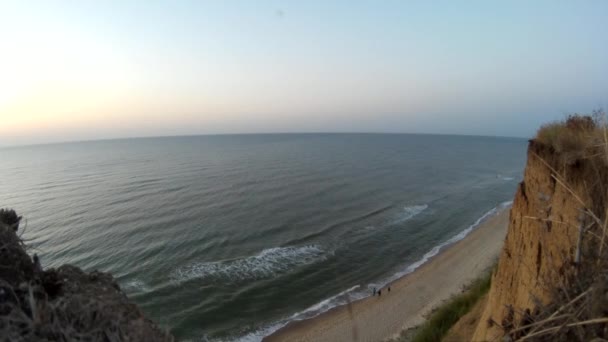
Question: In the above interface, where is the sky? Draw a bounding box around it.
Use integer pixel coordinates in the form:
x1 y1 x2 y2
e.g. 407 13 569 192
1 1 607 146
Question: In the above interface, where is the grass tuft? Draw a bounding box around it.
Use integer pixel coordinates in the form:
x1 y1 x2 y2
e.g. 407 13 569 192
409 270 492 342
535 111 606 164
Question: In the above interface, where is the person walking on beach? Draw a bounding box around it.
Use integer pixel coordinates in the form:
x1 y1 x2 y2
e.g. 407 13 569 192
388 286 391 293
378 289 381 296
372 287 377 296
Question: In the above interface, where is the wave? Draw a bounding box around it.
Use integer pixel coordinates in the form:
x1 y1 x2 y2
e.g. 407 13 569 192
235 200 513 342
288 285 363 321
171 245 327 284
287 205 393 245
234 285 363 342
393 204 428 223
227 201 512 341
122 279 151 293
385 200 512 284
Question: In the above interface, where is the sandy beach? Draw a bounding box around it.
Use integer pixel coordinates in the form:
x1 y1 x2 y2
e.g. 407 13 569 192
264 208 510 342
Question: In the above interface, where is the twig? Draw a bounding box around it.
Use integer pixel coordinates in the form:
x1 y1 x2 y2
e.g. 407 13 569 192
507 314 572 336
525 287 591 336
519 317 608 341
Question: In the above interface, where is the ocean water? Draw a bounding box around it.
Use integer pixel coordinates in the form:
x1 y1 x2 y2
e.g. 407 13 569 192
0 133 527 341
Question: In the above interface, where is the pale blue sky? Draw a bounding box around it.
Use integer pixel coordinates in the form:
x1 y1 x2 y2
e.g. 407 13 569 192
1 1 607 145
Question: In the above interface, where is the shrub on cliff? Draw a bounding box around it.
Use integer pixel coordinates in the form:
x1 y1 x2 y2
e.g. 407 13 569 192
0 208 21 231
536 113 600 153
0 208 173 342
535 111 606 164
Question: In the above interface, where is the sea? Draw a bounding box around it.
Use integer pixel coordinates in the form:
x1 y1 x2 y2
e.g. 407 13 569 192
0 133 527 341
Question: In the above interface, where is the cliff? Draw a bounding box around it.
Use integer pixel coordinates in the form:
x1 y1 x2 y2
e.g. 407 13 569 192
473 115 608 341
0 209 173 341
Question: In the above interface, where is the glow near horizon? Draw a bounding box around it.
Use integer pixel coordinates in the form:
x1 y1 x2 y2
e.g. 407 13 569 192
1 1 607 146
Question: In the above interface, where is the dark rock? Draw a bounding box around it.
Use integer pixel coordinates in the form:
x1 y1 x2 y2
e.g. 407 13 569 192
0 211 173 341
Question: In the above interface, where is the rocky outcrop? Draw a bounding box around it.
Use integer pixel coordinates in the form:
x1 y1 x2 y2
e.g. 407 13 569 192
472 137 608 341
0 209 173 342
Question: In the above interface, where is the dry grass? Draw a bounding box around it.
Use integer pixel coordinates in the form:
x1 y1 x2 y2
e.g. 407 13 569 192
535 111 606 164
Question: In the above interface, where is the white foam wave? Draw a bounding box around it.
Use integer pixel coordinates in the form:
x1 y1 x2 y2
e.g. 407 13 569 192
394 204 428 223
235 201 513 342
386 200 512 284
122 279 151 293
172 245 326 284
233 285 363 342
501 177 515 181
232 323 286 342
289 285 363 321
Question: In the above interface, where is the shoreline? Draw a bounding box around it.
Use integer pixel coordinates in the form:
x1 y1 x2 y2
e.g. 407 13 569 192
263 205 511 342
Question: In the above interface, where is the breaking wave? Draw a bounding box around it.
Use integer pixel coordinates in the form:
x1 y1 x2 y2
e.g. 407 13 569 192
394 204 428 223
171 245 327 284
122 279 151 293
386 200 513 284
231 201 513 342
233 285 363 342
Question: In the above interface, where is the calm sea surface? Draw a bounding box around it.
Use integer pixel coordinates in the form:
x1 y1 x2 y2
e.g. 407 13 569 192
0 134 527 341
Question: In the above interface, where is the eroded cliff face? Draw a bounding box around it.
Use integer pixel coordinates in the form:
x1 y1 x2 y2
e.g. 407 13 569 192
473 140 607 341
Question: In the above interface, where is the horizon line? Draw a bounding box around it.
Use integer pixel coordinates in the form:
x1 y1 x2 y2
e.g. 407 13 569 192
0 131 529 149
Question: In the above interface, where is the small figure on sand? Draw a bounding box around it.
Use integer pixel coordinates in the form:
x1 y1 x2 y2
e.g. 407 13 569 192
372 287 377 296
388 286 391 293
378 289 382 296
